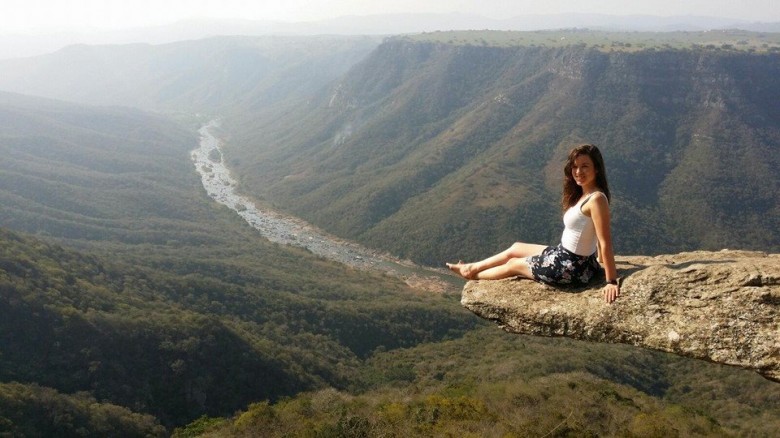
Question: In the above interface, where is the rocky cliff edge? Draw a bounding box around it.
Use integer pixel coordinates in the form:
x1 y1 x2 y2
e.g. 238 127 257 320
461 250 779 383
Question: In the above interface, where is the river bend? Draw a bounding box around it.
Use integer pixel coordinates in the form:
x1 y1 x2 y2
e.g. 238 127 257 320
192 120 454 292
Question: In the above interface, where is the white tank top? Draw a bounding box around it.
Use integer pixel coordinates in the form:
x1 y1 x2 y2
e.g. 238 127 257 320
560 193 600 256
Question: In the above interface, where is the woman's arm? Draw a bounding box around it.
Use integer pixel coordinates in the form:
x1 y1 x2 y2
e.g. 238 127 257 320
585 193 620 304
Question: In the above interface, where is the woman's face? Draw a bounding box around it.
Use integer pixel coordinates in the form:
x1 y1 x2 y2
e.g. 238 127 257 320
571 154 597 188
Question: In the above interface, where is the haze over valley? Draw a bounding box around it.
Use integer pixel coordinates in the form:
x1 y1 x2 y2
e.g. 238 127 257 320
0 3 779 436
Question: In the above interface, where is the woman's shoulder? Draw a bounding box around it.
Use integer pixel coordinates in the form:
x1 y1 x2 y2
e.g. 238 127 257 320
584 191 608 204
582 191 609 216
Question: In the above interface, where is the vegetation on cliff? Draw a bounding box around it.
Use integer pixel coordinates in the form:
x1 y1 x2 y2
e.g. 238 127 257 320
176 327 780 437
223 32 780 265
0 382 166 437
403 29 780 52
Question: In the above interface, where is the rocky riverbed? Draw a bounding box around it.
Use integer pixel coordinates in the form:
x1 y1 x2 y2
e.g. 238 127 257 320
192 120 456 293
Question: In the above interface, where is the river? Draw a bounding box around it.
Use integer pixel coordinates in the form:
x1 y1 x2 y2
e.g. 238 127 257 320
191 120 458 293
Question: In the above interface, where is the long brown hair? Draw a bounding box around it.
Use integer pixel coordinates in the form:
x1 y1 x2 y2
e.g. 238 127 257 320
562 144 611 211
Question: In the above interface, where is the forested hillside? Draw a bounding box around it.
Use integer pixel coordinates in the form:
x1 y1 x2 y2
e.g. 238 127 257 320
222 31 780 265
0 92 207 243
0 382 165 437
181 326 780 437
0 93 476 432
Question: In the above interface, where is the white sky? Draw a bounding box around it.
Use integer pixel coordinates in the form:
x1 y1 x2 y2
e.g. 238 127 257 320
3 0 779 33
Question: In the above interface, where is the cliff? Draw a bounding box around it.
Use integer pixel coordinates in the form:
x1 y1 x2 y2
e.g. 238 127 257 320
461 250 780 383
224 39 780 265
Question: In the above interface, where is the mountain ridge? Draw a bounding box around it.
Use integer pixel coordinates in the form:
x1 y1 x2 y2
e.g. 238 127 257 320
0 35 381 112
222 36 780 265
2 13 778 59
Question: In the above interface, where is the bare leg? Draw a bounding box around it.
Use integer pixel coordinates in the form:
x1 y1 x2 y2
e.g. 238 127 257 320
447 242 547 279
474 257 534 280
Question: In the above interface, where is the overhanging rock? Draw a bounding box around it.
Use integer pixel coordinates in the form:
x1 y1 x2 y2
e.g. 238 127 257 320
461 250 780 383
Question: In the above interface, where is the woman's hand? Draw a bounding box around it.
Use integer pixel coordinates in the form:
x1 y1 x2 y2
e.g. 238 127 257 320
603 283 620 304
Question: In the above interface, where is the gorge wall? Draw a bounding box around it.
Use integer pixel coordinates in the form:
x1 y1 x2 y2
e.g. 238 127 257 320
0 33 777 265
461 250 780 383
225 39 780 266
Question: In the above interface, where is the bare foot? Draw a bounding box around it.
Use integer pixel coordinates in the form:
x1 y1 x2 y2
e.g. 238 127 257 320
446 262 476 279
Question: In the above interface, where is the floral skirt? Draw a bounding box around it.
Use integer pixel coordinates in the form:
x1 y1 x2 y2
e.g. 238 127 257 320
525 244 601 286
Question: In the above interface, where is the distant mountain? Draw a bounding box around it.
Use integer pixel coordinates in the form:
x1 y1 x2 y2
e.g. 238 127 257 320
1 13 777 59
0 35 380 112
502 13 771 32
219 32 780 265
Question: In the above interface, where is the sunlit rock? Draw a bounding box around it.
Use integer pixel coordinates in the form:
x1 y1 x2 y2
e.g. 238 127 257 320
461 250 780 383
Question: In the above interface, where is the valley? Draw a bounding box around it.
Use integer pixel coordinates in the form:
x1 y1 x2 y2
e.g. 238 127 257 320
0 91 478 432
221 32 780 265
193 119 457 293
0 30 778 437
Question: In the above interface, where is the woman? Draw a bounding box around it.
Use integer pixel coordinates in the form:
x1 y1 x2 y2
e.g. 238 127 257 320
447 144 620 304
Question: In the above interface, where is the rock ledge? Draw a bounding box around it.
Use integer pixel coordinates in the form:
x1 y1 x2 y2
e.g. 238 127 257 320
461 250 779 383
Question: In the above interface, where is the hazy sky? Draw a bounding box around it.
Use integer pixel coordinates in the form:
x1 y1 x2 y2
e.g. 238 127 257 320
4 0 779 33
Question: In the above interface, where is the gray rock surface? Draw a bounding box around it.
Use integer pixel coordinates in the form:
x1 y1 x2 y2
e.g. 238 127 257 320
461 250 780 383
